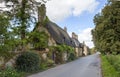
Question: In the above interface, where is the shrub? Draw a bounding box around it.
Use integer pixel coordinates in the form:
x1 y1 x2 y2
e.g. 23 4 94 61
46 59 54 67
15 51 40 72
40 59 54 70
0 67 24 77
68 53 76 61
40 62 48 70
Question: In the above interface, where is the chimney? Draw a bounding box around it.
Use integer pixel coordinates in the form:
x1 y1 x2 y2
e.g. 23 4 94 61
72 32 78 40
83 41 86 46
38 4 46 23
64 27 67 32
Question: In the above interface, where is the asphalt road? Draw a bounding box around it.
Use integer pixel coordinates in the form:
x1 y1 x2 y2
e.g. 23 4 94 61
28 53 101 77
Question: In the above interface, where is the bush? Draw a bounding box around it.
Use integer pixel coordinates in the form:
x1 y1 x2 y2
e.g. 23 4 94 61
15 51 40 72
40 59 54 70
46 59 54 67
68 53 76 61
0 67 24 77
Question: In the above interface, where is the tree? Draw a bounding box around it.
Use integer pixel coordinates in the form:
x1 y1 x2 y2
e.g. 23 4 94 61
92 1 120 54
0 13 9 56
0 13 16 60
0 0 50 51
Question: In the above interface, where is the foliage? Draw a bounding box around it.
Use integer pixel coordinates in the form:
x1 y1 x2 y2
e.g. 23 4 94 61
43 16 50 25
68 53 76 61
92 1 120 54
29 31 48 50
101 55 119 77
0 50 15 62
46 59 55 67
0 14 10 37
15 51 40 72
106 55 120 75
40 62 47 70
54 44 74 53
90 47 96 54
52 45 75 63
1 0 49 52
0 67 24 77
40 59 54 70
0 13 15 60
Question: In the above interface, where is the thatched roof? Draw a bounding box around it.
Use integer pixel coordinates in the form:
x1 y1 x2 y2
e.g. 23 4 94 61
72 38 82 48
45 21 75 47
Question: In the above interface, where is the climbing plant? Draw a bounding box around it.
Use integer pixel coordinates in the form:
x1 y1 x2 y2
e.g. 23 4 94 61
29 31 48 51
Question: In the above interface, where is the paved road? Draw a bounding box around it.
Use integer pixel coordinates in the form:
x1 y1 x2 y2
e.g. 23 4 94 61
28 53 101 77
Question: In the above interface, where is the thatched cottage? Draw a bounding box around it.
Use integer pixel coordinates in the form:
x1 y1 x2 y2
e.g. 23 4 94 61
34 4 90 62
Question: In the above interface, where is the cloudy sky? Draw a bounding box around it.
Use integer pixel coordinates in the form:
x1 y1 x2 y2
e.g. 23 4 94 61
46 0 107 48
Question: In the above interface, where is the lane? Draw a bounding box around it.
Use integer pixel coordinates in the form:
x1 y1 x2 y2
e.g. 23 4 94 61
28 53 101 77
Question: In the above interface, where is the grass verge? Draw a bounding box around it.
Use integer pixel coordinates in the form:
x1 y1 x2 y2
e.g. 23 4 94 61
101 55 119 77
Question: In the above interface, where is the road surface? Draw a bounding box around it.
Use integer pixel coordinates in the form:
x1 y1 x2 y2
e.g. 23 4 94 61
28 53 101 77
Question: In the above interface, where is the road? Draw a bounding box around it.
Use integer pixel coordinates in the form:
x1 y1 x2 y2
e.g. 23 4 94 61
28 53 101 77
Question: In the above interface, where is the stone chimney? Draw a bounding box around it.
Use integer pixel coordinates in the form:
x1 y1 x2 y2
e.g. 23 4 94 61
64 27 67 32
83 41 86 46
72 32 78 40
38 4 46 23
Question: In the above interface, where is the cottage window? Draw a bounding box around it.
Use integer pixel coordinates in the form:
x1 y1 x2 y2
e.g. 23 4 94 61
63 37 65 42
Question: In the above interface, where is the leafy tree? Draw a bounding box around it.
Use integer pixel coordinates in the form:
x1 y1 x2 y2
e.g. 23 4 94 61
92 1 120 54
0 13 11 57
0 13 10 45
0 0 50 51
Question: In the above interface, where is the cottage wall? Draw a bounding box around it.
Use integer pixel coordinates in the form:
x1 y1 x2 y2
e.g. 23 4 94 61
78 48 83 56
83 45 88 56
75 48 79 57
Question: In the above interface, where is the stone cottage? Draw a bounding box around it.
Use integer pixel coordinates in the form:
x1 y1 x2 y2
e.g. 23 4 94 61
71 32 83 57
82 41 90 56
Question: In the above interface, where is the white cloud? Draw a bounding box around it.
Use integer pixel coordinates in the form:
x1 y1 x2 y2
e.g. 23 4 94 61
0 2 5 8
0 1 12 11
46 0 99 22
78 28 94 48
68 28 94 48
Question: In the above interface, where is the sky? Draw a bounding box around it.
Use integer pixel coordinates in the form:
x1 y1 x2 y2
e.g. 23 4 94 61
46 0 107 48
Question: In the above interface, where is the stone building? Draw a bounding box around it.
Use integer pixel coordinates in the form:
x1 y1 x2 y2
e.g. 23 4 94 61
71 32 83 57
82 41 90 56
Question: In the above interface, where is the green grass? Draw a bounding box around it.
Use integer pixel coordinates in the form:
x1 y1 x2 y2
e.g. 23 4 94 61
0 67 25 77
106 55 120 75
101 55 119 77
